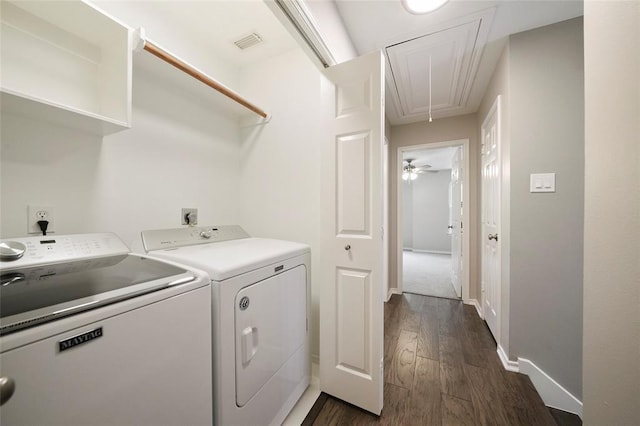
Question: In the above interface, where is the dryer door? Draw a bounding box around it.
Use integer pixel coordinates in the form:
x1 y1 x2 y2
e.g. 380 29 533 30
234 265 306 407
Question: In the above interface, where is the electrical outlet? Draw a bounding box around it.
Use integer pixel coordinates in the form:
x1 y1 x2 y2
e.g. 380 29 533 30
28 205 55 234
181 208 198 225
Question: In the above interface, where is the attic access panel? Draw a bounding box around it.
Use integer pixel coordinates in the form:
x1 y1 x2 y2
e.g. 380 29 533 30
385 16 484 119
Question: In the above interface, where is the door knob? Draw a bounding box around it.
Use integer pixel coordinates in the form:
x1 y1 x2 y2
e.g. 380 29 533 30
344 245 351 251
488 233 499 241
0 377 15 405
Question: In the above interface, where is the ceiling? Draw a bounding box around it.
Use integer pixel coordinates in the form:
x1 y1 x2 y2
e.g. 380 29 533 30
94 0 582 128
403 146 459 171
334 0 583 125
94 0 298 69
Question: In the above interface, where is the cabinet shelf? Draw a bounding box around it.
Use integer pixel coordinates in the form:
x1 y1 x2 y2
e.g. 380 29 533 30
0 0 131 135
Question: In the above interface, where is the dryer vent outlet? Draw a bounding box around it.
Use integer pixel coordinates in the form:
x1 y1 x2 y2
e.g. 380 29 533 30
181 208 198 226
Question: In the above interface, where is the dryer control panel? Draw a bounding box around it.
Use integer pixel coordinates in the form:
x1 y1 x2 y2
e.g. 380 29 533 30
0 233 129 268
141 225 250 252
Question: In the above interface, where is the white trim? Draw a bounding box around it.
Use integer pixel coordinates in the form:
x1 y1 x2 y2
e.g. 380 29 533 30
497 345 519 372
518 358 583 419
410 249 452 255
397 139 470 300
386 288 401 302
271 0 336 68
311 353 320 365
463 298 482 318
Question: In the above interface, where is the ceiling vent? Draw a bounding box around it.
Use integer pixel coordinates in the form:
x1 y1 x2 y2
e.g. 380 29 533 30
234 33 263 50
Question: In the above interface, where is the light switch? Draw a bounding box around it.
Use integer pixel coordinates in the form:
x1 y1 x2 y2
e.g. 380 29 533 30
530 173 555 193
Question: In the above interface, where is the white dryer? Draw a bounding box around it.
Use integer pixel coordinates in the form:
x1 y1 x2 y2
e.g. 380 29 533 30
140 225 310 426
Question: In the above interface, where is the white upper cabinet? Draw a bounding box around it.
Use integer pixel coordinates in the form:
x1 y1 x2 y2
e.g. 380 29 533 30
0 1 131 135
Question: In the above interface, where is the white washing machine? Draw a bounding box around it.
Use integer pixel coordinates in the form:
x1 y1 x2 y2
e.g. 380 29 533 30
0 233 212 426
139 225 311 426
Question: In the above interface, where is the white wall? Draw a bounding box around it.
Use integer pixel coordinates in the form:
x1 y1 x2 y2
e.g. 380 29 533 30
93 1 239 88
238 48 326 359
304 0 358 64
403 171 452 253
0 0 246 245
98 0 328 360
583 2 640 424
0 59 241 246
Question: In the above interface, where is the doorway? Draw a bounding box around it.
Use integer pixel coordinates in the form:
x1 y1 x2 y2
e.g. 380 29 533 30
397 139 470 301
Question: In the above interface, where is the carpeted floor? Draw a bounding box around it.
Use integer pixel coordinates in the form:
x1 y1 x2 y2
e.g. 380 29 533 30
402 251 458 299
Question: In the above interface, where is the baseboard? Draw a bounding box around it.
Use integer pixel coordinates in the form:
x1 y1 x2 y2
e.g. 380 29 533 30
310 359 319 386
386 287 401 301
518 358 583 419
463 298 483 318
497 345 519 372
410 249 452 255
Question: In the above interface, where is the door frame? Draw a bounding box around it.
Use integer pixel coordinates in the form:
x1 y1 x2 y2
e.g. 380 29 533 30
396 139 470 301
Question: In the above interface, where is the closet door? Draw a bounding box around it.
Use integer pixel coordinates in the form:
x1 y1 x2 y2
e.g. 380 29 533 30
320 50 385 415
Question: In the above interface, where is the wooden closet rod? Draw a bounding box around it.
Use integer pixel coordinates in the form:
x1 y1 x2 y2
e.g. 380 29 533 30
143 40 269 119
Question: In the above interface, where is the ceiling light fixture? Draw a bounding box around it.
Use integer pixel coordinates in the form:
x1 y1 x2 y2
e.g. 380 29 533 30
401 0 448 14
402 170 418 181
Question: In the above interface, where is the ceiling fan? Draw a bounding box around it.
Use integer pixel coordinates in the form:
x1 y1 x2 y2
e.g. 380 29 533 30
402 158 437 181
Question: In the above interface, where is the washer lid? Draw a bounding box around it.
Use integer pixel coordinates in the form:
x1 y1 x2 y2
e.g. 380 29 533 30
148 238 309 281
0 254 195 336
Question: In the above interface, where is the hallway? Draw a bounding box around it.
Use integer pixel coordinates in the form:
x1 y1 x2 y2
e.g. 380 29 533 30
305 293 580 425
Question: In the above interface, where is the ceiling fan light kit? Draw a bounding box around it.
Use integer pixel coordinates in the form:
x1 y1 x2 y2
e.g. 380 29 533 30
401 0 449 15
403 158 435 182
402 171 418 181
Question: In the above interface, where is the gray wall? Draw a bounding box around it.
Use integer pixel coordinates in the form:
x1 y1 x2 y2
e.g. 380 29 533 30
402 180 413 248
408 171 452 253
583 2 640 423
509 17 584 400
478 18 584 399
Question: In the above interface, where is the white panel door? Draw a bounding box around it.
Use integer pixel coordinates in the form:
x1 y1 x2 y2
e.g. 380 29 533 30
320 51 384 415
481 95 501 340
450 147 463 298
382 138 389 299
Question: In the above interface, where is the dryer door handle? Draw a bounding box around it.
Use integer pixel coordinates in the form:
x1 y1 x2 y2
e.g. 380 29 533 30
241 326 258 365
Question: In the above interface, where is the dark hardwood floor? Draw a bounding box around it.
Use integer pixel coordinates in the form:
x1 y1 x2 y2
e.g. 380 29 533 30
304 293 582 426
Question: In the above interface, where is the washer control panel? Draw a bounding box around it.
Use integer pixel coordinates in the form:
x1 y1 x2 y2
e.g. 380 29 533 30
141 225 250 252
0 233 129 268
